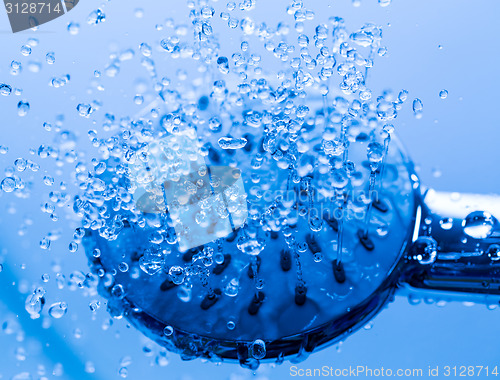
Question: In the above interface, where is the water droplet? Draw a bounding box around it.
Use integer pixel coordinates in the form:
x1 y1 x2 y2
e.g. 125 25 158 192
0 83 12 96
67 22 80 35
410 236 437 265
118 262 129 272
308 216 323 232
68 241 78 253
77 103 93 117
412 98 423 119
169 266 186 285
376 224 389 237
217 56 229 74
201 5 215 18
439 89 448 99
39 237 50 250
228 18 239 29
48 302 68 319
20 45 32 56
1 177 16 192
163 325 174 336
45 52 56 64
87 9 106 25
378 0 391 6
17 101 30 117
398 89 408 102
487 244 500 261
439 218 453 230
225 278 239 297
462 211 495 239
118 367 128 378
139 248 164 275
89 301 100 312
296 105 309 118
367 142 384 164
25 288 45 318
208 116 222 133
134 95 144 105
139 43 152 57
218 136 247 149
250 339 266 359
111 284 125 299
377 46 388 56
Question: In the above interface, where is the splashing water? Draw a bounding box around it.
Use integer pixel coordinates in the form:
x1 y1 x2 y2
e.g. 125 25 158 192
0 0 479 371
0 0 415 366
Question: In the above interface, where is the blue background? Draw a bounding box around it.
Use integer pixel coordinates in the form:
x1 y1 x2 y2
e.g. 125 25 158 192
1 0 500 379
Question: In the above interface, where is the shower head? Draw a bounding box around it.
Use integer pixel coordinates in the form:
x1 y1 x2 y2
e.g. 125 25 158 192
80 95 500 367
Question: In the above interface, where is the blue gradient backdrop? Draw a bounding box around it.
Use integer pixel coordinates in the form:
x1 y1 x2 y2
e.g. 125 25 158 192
0 0 499 379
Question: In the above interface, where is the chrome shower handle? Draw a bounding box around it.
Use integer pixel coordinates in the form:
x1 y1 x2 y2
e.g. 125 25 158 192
400 190 500 303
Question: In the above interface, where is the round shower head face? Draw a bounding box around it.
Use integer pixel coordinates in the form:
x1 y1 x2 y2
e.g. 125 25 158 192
82 102 418 362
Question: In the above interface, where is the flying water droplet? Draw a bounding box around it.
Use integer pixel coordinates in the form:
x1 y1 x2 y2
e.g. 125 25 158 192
134 95 144 105
139 248 164 275
398 89 408 102
169 266 186 285
139 43 152 57
46 52 56 64
367 142 384 164
218 136 247 149
1 177 16 192
412 98 423 119
462 211 495 239
17 101 30 117
0 84 12 96
77 103 93 117
67 22 80 35
68 241 78 253
111 284 125 299
39 237 51 250
25 288 45 318
48 302 68 319
89 300 100 312
439 89 448 99
308 216 323 232
217 56 229 74
20 45 32 56
87 9 106 25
